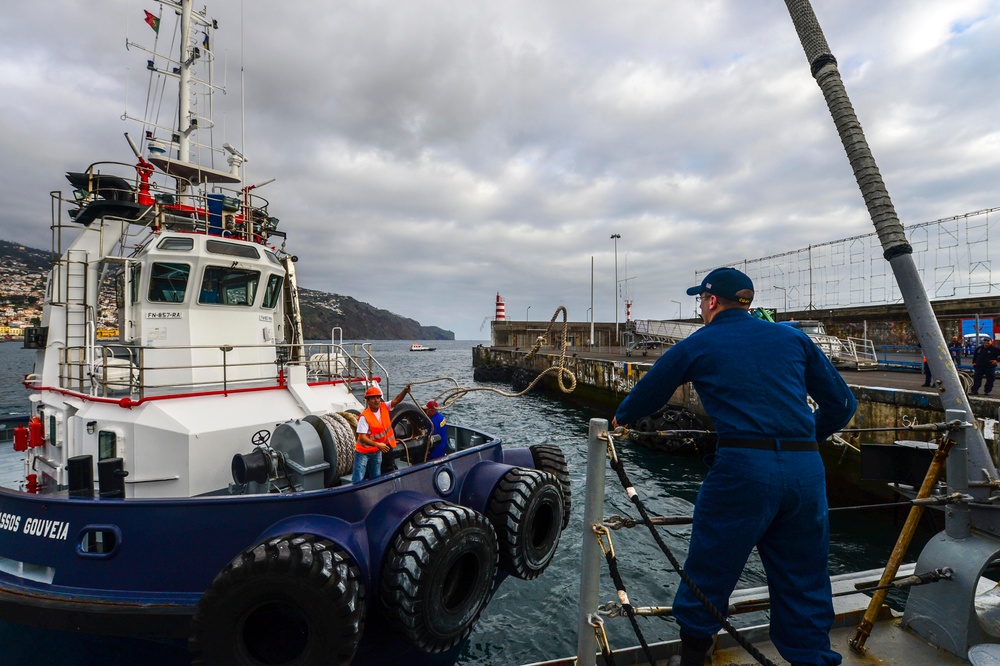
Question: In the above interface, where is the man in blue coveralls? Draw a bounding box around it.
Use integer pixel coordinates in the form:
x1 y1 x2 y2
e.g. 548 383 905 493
423 400 449 459
613 267 856 666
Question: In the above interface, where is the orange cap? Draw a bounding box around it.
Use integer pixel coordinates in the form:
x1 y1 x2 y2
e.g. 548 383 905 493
365 385 383 398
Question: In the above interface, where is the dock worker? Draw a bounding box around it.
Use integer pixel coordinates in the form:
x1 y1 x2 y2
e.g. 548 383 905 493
971 338 1000 396
612 267 856 666
353 383 411 482
423 400 448 460
950 336 963 364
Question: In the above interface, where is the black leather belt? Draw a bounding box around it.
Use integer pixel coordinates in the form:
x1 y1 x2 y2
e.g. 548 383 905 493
717 438 819 451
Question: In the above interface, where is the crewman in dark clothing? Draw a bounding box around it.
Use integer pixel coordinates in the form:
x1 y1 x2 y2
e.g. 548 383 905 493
613 267 856 666
971 338 1000 395
949 336 963 365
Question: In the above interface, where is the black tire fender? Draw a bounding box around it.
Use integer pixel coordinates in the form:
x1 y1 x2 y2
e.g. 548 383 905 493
190 533 365 666
486 467 564 580
390 402 427 440
379 502 498 653
530 444 572 529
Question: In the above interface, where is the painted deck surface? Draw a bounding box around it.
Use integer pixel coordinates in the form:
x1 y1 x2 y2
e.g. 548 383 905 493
523 565 975 665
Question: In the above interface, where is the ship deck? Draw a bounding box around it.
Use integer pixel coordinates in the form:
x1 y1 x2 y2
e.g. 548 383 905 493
524 564 981 665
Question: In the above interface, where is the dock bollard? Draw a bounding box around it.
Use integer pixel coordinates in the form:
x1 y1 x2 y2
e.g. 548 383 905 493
576 418 609 666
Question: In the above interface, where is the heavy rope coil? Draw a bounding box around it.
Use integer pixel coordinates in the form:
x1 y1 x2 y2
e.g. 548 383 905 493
409 306 578 410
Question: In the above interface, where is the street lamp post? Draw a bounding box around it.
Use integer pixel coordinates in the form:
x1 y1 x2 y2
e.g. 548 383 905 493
610 234 620 343
773 285 787 313
671 299 681 319
590 256 595 351
526 305 531 322
586 307 593 348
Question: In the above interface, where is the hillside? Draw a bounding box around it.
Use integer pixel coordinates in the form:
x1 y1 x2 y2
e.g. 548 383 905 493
0 240 454 340
299 288 453 341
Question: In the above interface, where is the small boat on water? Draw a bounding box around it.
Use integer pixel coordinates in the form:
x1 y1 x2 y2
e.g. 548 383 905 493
410 343 437 352
0 3 569 664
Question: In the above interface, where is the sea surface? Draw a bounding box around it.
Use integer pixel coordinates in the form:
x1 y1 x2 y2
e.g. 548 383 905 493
0 340 928 665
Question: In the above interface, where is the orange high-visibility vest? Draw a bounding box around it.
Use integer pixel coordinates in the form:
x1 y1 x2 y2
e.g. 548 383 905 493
356 402 397 454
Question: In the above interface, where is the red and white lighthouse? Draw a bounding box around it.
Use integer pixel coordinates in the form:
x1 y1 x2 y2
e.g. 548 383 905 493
495 293 506 321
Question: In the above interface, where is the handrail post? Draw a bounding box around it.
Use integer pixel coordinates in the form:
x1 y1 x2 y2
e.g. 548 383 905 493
944 408 971 539
577 418 609 666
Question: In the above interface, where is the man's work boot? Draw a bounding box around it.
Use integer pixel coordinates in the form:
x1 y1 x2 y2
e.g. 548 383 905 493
667 632 713 666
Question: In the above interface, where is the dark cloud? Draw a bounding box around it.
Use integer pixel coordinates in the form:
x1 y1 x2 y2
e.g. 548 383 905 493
2 1 999 337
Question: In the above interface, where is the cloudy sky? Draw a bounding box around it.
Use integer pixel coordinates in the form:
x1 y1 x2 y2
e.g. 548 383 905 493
2 1 999 339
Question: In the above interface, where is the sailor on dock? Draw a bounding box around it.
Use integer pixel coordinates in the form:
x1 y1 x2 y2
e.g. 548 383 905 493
970 338 999 396
612 266 856 666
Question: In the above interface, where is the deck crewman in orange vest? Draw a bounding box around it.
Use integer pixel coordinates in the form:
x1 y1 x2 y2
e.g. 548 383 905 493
353 383 411 483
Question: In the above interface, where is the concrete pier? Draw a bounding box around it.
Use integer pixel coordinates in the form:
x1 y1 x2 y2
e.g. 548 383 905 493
473 344 999 504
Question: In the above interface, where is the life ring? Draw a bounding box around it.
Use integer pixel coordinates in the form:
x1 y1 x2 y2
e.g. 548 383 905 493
379 502 498 653
530 444 572 529
190 533 365 666
486 467 563 580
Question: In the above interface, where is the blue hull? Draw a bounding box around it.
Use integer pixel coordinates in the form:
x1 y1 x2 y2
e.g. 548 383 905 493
0 431 559 663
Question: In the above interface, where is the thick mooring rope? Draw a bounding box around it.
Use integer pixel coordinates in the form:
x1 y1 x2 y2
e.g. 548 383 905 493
413 306 578 409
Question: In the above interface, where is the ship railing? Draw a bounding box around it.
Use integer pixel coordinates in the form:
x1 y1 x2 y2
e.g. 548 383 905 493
47 341 378 400
50 161 279 247
299 340 394 395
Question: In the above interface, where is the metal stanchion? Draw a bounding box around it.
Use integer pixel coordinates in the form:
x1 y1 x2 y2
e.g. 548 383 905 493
576 418 609 666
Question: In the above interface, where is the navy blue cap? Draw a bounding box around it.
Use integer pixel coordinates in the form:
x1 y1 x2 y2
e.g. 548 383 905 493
686 267 754 305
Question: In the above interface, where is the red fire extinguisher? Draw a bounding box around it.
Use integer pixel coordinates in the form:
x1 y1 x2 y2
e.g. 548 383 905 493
13 425 28 452
28 416 43 449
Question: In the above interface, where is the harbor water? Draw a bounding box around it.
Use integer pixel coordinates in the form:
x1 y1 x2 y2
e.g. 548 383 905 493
0 341 929 665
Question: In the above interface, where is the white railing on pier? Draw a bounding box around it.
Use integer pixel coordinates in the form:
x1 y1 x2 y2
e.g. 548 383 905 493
843 337 878 369
634 320 703 343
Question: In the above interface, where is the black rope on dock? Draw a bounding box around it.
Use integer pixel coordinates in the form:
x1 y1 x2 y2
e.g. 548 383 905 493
604 432 779 666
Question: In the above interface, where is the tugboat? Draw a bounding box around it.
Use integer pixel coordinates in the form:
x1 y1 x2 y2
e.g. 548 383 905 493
410 343 437 352
0 3 569 664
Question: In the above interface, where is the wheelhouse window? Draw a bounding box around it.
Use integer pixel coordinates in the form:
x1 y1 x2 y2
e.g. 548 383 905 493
98 431 117 461
148 263 190 303
200 266 260 306
206 239 260 259
157 237 194 251
262 275 284 309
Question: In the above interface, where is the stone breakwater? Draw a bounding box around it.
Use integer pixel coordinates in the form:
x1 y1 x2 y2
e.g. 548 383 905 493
473 344 1000 504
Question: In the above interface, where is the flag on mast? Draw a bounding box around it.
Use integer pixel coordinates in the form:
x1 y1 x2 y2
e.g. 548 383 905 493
143 10 160 34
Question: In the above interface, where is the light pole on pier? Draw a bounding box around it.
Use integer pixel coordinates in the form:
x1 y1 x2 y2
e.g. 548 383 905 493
773 285 787 313
610 234 620 343
590 256 595 350
526 305 531 322
671 299 681 319
586 307 593 348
